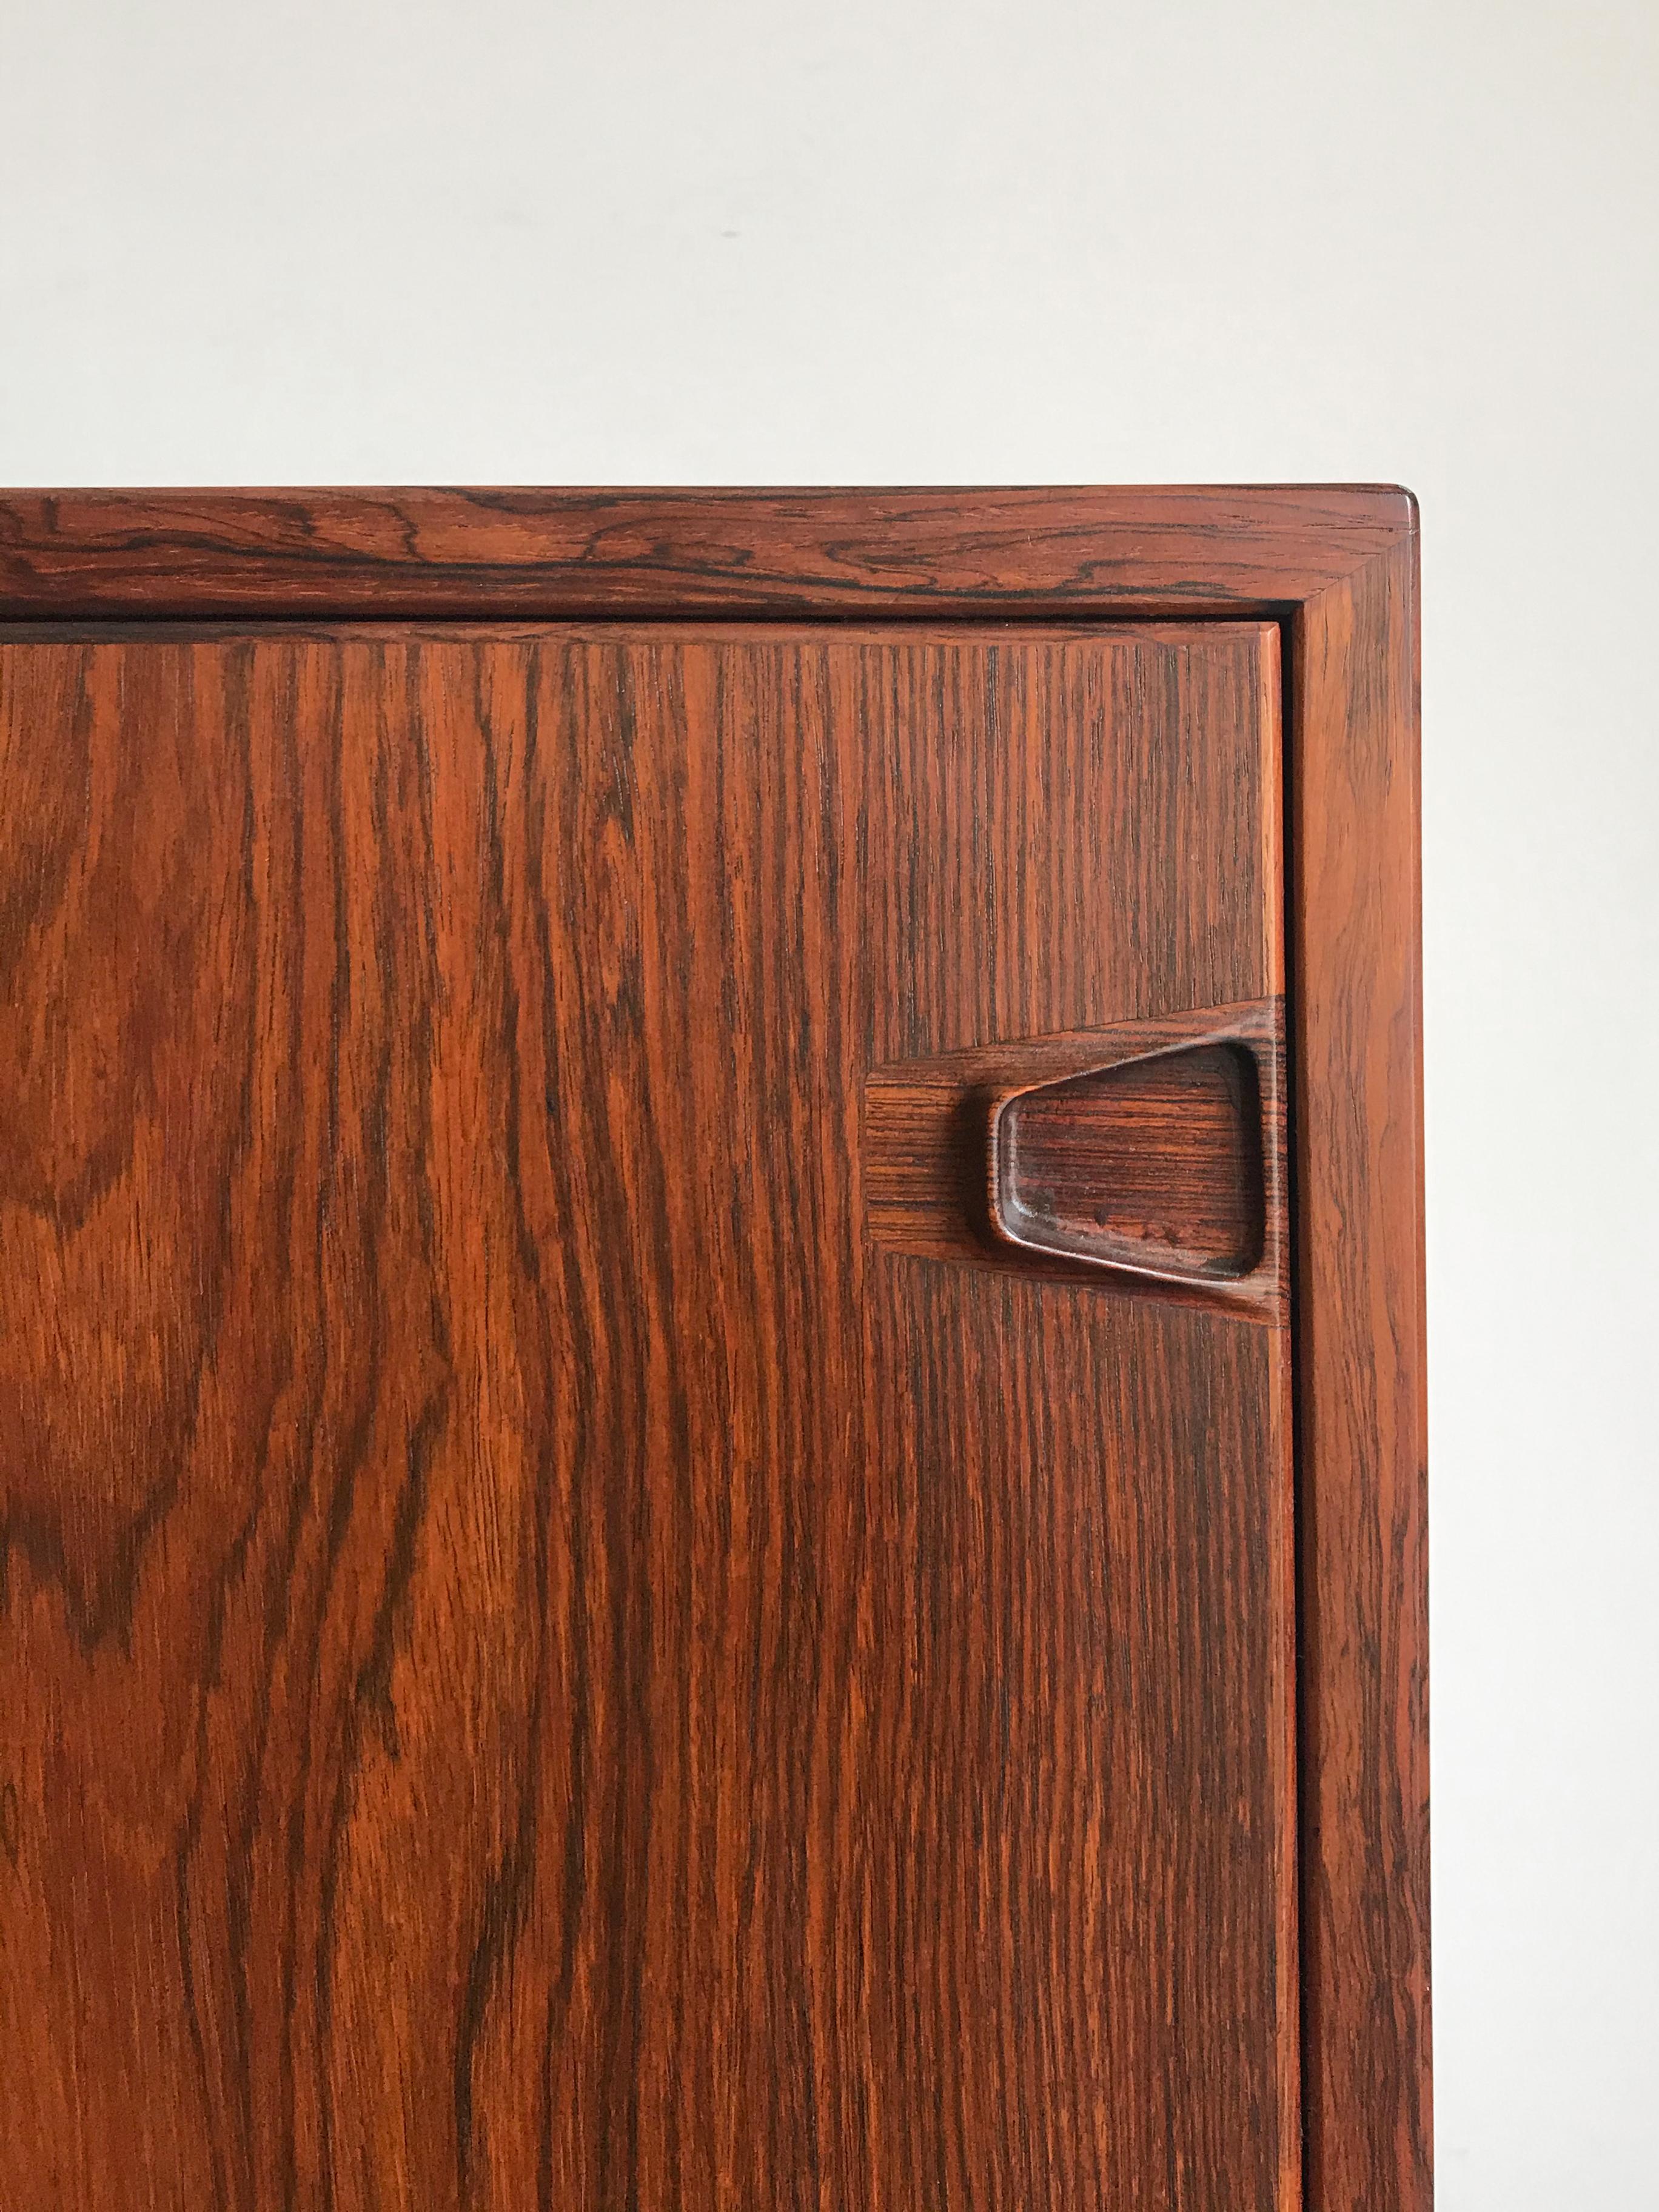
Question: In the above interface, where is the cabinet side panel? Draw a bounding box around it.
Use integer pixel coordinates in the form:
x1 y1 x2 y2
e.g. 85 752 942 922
1293 540 1432 2211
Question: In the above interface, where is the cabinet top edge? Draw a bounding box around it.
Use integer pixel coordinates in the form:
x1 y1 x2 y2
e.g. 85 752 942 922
0 484 1416 621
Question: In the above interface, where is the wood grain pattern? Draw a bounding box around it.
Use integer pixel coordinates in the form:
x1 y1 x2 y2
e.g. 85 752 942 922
997 1042 1265 1275
0 483 1428 2211
1293 537 1431 2211
0 484 1410 622
864 999 1287 1321
0 621 1299 2210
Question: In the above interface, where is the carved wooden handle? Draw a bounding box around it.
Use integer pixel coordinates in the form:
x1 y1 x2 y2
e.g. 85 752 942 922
864 999 1287 1322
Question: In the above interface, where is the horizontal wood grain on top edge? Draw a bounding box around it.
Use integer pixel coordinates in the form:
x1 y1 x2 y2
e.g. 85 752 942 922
0 486 1415 618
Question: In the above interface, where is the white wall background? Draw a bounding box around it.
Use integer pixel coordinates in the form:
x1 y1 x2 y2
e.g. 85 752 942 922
3 2 1655 2202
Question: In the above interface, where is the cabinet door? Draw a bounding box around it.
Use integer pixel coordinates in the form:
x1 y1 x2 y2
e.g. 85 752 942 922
0 622 1294 2210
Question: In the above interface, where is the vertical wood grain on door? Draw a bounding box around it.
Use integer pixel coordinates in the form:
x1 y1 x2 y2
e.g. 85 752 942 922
0 623 1292 2210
